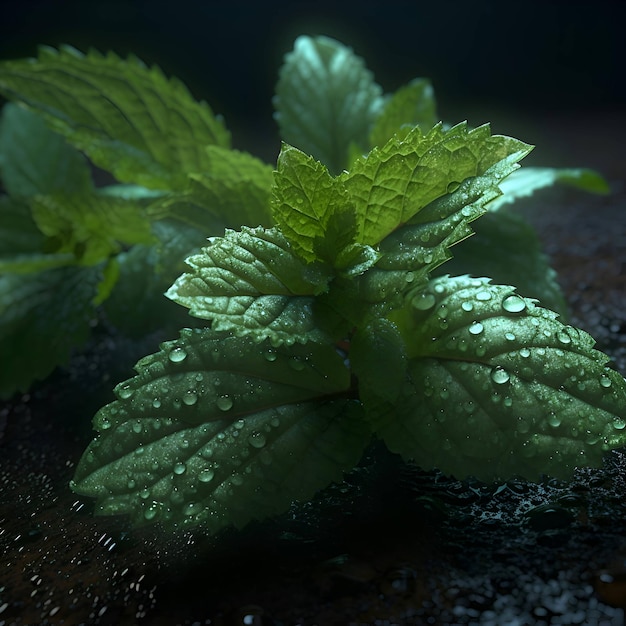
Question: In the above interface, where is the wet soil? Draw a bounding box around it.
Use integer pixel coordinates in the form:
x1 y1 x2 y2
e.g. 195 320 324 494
1 115 626 625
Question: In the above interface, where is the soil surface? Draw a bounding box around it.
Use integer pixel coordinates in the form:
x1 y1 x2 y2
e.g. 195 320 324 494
1 114 626 625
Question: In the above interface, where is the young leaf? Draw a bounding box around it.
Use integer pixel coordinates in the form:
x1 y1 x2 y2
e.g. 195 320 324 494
487 166 609 212
147 146 274 231
0 46 230 190
0 265 101 398
369 78 438 148
70 328 366 531
0 103 91 197
372 275 626 481
271 144 355 263
166 226 333 344
274 35 383 173
344 122 533 246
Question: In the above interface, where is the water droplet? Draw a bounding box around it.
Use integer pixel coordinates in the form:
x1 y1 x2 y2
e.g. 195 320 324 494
600 374 612 388
548 413 561 428
613 419 626 430
234 419 245 430
144 505 158 521
183 502 198 516
556 330 572 344
139 488 150 499
469 322 484 335
100 417 111 430
491 367 510 385
264 350 277 362
183 390 198 406
461 301 474 312
505 332 516 341
413 293 436 310
127 479 136 489
520 348 531 358
503 397 513 408
173 462 186 475
502 294 526 313
446 181 460 194
248 432 267 449
132 420 142 434
217 396 233 411
290 357 306 371
199 468 215 483
152 398 161 409
168 346 187 363
118 384 134 400
405 271 415 283
476 290 492 301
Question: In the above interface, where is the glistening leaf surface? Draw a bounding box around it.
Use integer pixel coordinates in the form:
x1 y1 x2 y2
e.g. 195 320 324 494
343 122 533 246
0 46 230 190
71 328 365 531
274 35 383 173
167 227 332 344
371 275 626 481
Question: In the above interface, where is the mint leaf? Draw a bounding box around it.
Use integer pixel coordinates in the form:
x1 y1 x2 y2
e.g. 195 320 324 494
30 192 155 265
344 122 533 246
274 35 383 174
0 103 91 197
0 46 230 190
369 78 438 148
488 166 609 212
71 328 365 530
167 226 333 344
148 146 274 231
439 209 568 317
0 265 100 398
272 144 355 262
372 275 626 480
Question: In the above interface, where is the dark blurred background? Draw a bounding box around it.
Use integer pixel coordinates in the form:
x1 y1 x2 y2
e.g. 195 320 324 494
1 0 624 166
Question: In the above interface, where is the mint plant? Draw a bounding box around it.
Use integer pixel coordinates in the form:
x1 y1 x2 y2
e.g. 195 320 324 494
1 36 624 537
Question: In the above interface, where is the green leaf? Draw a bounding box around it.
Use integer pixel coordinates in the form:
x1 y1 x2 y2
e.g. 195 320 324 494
488 166 610 212
369 78 438 148
166 226 333 345
274 35 383 174
372 275 626 481
355 151 523 311
0 102 92 197
71 328 366 531
0 265 100 398
438 209 568 317
344 122 533 246
271 144 355 262
148 146 274 231
0 46 230 190
30 192 156 265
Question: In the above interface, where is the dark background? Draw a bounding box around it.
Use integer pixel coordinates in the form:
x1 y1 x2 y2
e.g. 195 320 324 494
1 0 624 163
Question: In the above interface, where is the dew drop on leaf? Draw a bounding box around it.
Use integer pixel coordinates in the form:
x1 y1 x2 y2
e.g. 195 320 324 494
461 301 474 312
132 420 142 434
613 419 626 430
413 293 436 310
168 346 188 363
520 348 531 358
469 322 484 335
490 367 510 385
556 330 572 344
183 391 198 406
198 468 215 483
264 350 277 362
600 374 613 388
152 398 161 409
248 432 267 449
505 332 516 341
217 395 233 411
144 505 158 521
502 294 526 313
476 290 492 302
548 413 562 428
118 384 134 399
173 462 186 475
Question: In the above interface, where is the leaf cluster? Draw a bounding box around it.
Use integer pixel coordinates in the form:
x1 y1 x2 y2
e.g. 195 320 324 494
0 36 623 538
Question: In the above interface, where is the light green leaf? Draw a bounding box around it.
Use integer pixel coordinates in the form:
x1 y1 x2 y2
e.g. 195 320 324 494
355 152 521 311
0 102 92 197
30 192 156 265
344 122 533 246
148 146 274 231
274 35 383 174
438 209 568 317
488 166 609 212
271 144 355 262
70 327 364 532
369 78 438 148
372 275 626 481
0 265 100 398
166 226 332 344
0 46 230 190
